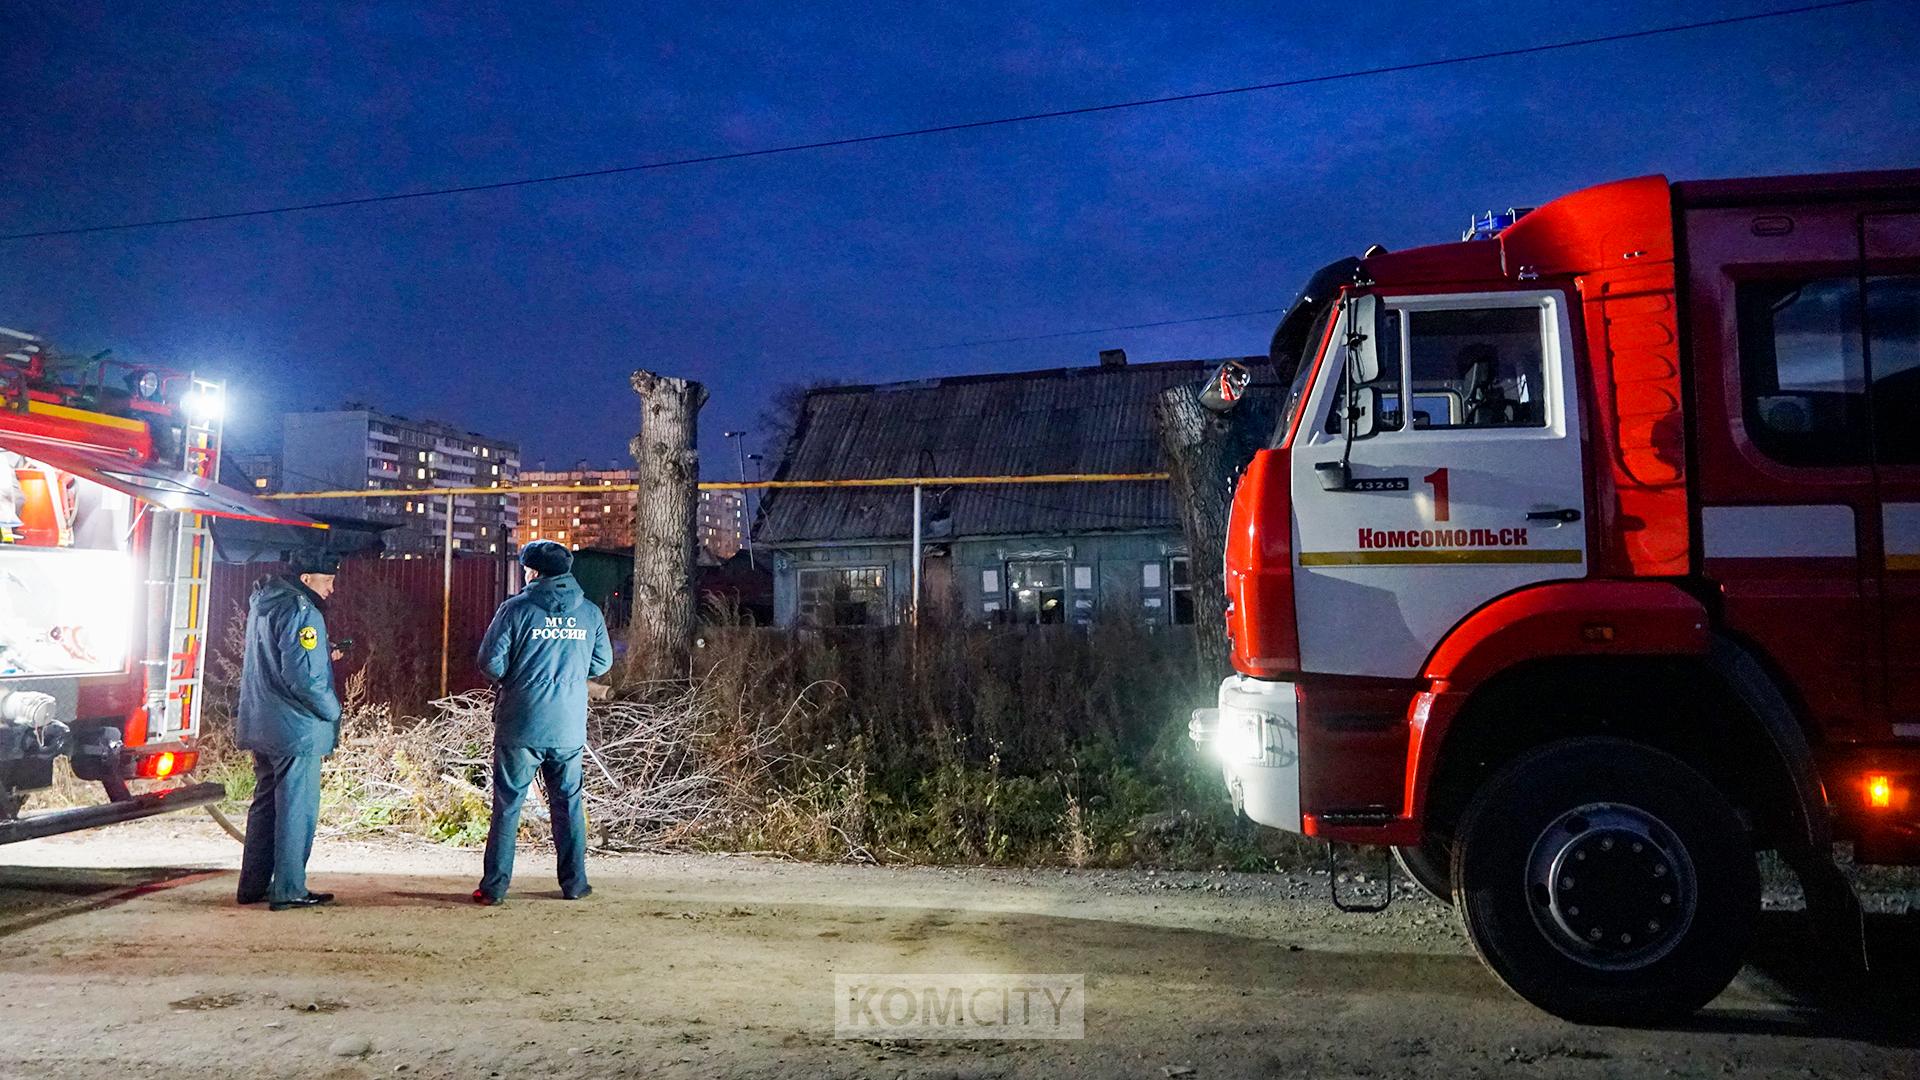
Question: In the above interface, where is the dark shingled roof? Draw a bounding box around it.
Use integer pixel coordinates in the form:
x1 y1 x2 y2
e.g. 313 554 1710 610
757 358 1262 544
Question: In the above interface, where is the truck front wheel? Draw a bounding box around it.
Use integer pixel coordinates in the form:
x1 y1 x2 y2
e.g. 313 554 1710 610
1451 737 1758 1024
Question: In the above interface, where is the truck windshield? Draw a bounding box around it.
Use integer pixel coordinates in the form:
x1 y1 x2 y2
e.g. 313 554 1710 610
1275 301 1338 447
1266 257 1360 448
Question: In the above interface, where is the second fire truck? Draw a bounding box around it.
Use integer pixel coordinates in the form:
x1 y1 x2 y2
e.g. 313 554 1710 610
0 327 321 843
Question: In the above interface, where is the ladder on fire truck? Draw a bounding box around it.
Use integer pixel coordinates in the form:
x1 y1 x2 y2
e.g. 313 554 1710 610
151 376 223 747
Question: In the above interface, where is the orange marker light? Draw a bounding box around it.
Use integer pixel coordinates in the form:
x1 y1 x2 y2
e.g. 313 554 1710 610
151 751 176 779
1867 774 1892 810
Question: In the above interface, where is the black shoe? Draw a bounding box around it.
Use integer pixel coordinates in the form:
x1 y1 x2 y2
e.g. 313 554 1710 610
562 886 593 901
472 889 505 907
269 893 334 912
236 893 267 905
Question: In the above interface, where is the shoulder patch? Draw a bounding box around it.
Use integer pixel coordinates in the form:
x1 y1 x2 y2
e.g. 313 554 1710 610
298 625 319 650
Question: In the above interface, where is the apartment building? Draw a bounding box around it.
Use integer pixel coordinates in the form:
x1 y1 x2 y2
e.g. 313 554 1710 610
520 466 637 551
518 468 743 562
280 405 519 556
699 489 745 561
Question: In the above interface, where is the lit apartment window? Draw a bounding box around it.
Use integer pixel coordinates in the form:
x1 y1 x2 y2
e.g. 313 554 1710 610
481 447 489 458
490 543 498 552
416 468 427 479
572 517 580 525
491 464 499 475
254 478 268 489
418 451 427 462
556 530 567 540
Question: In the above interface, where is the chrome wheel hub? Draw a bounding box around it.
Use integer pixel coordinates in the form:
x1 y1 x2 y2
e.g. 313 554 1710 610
1526 802 1696 970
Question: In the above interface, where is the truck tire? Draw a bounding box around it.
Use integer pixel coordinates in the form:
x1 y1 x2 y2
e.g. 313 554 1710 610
1451 737 1758 1024
1392 841 1453 904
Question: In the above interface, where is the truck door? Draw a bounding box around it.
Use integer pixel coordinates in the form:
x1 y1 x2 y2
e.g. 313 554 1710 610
1864 211 1920 738
1289 290 1588 678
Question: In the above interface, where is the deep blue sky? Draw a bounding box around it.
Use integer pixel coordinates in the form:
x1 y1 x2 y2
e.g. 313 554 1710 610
4 1 1917 477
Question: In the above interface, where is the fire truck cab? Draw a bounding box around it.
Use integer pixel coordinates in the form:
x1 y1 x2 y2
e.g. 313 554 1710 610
1190 170 1920 1022
0 328 320 843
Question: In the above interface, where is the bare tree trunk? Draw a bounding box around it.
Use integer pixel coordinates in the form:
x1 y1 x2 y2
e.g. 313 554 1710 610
1156 383 1275 672
629 371 708 682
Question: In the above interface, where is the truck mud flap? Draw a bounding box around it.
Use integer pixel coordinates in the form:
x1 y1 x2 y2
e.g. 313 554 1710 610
0 782 226 846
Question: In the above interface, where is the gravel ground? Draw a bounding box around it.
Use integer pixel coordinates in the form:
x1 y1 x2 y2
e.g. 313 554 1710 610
0 815 1914 1079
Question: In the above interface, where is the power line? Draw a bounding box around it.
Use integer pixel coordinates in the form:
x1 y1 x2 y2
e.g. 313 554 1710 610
803 307 1284 363
3 1 1874 242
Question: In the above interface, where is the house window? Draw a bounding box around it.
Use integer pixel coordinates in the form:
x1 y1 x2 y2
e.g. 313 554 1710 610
797 566 888 627
1007 560 1066 624
1169 556 1194 625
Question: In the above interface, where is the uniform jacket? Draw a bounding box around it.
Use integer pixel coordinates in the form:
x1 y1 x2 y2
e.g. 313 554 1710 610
477 573 613 749
236 575 342 757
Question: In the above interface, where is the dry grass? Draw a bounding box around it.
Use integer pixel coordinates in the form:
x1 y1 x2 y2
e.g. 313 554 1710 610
190 602 1303 869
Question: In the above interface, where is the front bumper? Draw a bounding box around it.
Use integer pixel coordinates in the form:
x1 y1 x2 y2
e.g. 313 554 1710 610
1189 675 1302 833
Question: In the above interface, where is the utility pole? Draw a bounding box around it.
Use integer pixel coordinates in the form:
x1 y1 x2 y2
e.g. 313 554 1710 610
745 452 764 568
440 493 454 698
723 430 754 568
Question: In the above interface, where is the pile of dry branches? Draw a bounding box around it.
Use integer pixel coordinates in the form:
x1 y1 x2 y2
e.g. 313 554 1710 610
312 671 805 851
427 683 781 847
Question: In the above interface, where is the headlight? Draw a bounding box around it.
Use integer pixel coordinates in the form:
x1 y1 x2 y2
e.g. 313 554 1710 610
125 369 163 400
181 386 225 421
1214 707 1269 763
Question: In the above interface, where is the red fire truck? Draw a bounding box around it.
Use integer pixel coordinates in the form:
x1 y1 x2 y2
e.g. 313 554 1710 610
1189 169 1920 1022
0 327 319 842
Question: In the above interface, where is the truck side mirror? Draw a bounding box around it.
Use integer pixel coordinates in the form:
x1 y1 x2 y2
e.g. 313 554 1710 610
1198 360 1252 414
1346 294 1381 385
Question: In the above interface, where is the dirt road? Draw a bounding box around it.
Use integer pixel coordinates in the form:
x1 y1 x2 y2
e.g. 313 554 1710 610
0 818 1913 1079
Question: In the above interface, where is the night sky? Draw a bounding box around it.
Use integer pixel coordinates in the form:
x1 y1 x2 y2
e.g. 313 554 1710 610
4 1 1917 479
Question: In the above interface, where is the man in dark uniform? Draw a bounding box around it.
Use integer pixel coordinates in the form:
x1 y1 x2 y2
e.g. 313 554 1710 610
473 540 613 905
235 550 343 911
